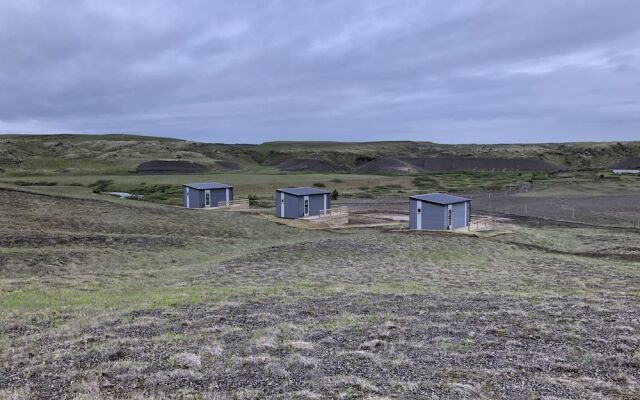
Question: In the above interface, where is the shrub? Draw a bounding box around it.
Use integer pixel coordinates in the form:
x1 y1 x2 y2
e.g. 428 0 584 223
312 182 326 188
87 179 114 193
14 181 57 186
331 189 339 200
331 178 344 183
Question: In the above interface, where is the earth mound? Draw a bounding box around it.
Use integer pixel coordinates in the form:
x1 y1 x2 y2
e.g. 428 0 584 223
355 158 422 173
404 157 562 172
136 160 208 174
215 160 243 171
277 158 347 172
356 157 562 173
613 157 640 169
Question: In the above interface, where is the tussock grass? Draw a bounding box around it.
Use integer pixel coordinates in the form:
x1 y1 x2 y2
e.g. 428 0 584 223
1 187 639 398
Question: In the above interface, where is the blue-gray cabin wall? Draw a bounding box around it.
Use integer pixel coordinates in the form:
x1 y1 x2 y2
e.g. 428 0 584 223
308 194 328 216
183 187 203 208
276 192 302 218
194 189 205 208
422 201 447 230
276 192 330 218
210 188 232 207
184 187 232 208
410 199 471 230
451 202 469 229
409 200 447 230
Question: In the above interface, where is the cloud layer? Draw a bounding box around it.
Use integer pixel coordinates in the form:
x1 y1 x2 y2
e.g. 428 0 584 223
1 0 639 143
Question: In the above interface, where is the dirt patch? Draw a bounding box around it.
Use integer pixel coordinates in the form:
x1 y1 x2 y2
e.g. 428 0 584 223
348 211 408 225
472 192 640 228
357 157 563 173
278 158 347 172
355 158 422 173
136 160 208 174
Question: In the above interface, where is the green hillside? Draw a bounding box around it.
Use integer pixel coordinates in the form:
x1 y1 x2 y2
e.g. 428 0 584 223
1 134 639 175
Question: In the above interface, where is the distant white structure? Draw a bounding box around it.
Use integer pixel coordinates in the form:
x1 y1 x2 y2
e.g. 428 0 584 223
612 169 640 175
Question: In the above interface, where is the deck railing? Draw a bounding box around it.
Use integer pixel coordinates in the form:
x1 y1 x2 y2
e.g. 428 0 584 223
217 199 250 209
469 216 494 231
317 206 348 218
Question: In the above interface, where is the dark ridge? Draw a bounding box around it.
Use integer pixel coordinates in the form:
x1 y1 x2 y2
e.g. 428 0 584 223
135 160 208 174
613 157 640 169
357 157 563 173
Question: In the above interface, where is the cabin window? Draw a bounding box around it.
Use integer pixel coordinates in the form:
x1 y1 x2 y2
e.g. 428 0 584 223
304 199 309 215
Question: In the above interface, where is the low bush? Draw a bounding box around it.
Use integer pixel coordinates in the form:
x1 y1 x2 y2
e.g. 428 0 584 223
14 181 58 186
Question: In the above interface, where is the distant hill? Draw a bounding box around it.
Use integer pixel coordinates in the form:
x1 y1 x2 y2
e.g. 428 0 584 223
0 134 638 175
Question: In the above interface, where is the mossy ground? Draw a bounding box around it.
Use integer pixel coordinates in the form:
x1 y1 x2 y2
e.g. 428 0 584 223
1 183 639 398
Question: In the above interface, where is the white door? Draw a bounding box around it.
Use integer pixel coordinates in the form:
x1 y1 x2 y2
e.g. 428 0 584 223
447 204 452 230
185 187 190 208
205 189 211 208
225 188 230 206
416 200 422 230
464 202 468 226
303 195 309 216
280 192 285 217
323 194 328 214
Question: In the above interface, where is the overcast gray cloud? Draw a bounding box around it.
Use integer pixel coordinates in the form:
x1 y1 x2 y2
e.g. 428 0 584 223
0 0 639 143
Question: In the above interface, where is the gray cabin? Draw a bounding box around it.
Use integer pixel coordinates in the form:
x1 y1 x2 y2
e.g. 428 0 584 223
183 182 233 208
409 193 470 231
276 187 330 218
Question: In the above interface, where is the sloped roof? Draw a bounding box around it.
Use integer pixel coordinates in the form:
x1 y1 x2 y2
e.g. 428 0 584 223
183 182 232 190
276 187 330 196
410 193 470 205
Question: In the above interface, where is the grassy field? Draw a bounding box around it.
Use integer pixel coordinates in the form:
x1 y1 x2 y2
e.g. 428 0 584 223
5 169 634 208
1 182 639 398
0 172 417 206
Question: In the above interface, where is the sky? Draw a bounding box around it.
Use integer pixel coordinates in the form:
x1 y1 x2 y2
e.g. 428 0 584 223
0 1 639 144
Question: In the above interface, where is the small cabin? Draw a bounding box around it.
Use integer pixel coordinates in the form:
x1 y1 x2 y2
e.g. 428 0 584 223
276 187 330 219
409 193 470 231
183 182 233 208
